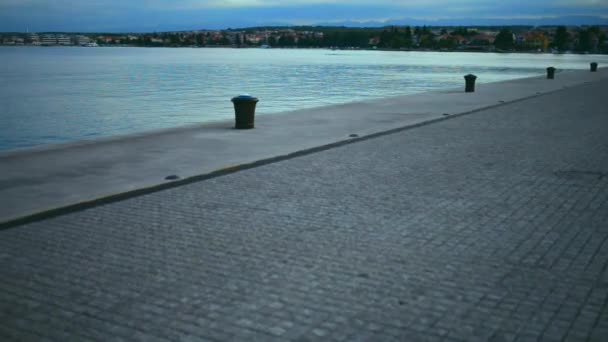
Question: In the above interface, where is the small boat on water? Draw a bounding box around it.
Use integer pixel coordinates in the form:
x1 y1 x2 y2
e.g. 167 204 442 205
85 42 99 47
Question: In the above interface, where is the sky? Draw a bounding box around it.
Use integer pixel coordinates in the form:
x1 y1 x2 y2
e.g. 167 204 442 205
1 0 607 32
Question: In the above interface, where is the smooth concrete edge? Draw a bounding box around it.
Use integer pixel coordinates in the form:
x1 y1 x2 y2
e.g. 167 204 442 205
0 81 581 230
0 69 586 159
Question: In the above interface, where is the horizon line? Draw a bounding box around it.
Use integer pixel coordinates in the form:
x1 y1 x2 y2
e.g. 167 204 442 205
2 23 608 35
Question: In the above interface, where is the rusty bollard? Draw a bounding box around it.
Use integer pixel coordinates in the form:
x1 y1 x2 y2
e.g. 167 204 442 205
464 74 477 93
231 94 259 129
546 67 556 79
590 62 598 72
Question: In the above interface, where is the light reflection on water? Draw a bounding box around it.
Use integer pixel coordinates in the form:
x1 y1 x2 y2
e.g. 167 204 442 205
1 47 606 151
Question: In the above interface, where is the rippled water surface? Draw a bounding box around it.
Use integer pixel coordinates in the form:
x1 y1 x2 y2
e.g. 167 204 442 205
1 47 606 151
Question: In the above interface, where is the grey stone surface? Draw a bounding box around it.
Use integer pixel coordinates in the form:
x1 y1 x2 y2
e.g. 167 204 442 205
1 78 608 341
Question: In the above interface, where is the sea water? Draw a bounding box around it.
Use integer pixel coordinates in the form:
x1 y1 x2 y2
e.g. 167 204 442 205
1 47 606 151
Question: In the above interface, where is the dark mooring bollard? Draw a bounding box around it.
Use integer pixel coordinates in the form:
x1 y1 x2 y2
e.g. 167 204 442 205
231 94 259 129
464 74 477 93
590 62 598 72
546 67 556 79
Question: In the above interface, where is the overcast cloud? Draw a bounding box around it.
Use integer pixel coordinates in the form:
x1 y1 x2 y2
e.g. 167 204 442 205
1 0 607 32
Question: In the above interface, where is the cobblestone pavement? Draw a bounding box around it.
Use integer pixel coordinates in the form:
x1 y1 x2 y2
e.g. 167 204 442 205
2 79 608 342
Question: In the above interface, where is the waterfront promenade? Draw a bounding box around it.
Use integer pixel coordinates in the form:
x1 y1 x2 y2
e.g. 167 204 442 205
1 71 608 341
0 69 607 225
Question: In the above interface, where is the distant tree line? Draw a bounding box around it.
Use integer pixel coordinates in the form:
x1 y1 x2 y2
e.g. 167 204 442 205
252 25 607 53
23 25 603 53
495 25 608 53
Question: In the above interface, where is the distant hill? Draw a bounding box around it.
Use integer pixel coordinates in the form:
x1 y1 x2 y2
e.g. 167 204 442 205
314 16 608 28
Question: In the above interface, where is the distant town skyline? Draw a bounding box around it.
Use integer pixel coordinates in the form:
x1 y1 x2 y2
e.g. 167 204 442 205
0 0 607 32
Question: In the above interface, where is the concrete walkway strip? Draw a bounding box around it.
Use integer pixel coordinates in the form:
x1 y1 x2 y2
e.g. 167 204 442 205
0 68 607 226
1 76 607 341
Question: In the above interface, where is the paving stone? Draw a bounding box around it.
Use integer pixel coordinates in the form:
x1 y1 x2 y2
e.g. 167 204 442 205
0 79 607 341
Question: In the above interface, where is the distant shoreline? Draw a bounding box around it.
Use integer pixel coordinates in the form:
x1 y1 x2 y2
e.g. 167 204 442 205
0 45 602 56
2 25 607 54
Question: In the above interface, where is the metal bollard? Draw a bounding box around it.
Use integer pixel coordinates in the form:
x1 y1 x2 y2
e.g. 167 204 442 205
464 74 477 93
546 67 556 79
590 62 598 72
231 94 259 129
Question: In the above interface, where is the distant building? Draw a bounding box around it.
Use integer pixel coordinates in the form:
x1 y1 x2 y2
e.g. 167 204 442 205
524 31 549 51
98 36 115 44
56 35 72 45
472 33 496 44
452 36 468 45
41 34 57 45
76 35 91 46
27 33 40 45
245 34 261 44
38 34 72 46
